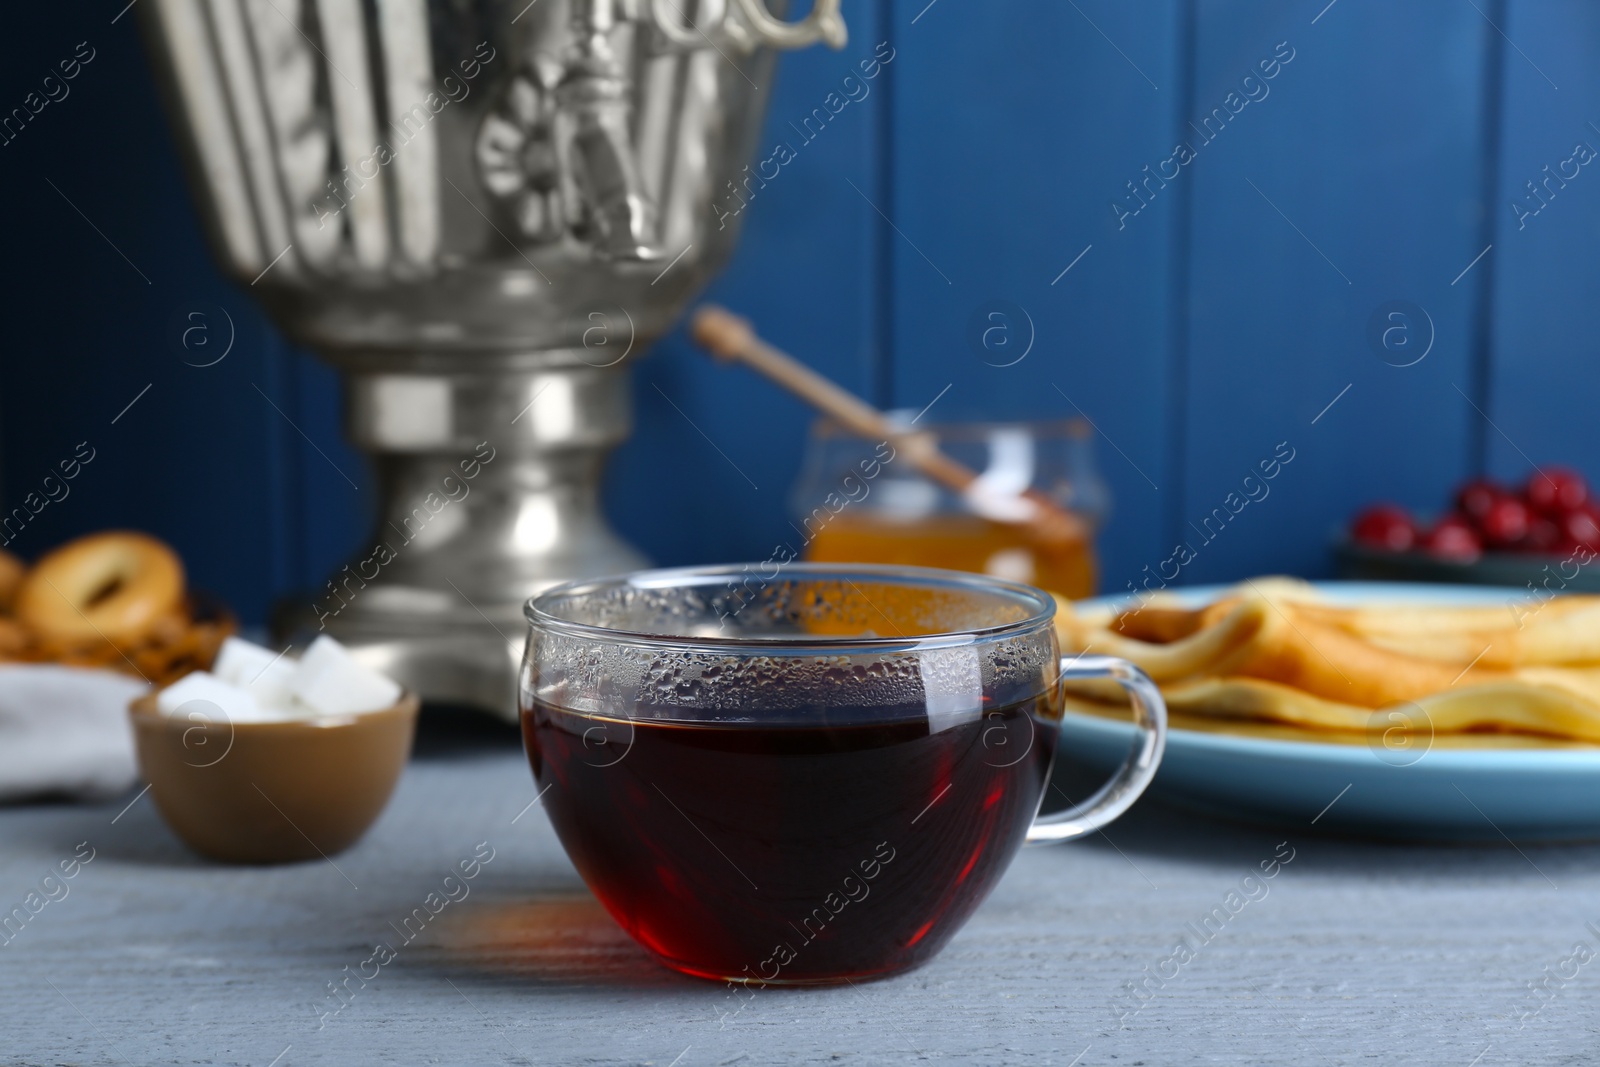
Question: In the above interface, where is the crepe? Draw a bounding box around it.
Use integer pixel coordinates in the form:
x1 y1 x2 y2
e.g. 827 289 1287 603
1056 580 1600 748
1061 697 1600 750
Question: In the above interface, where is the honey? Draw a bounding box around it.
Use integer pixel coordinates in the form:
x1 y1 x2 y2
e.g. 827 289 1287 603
805 510 1097 599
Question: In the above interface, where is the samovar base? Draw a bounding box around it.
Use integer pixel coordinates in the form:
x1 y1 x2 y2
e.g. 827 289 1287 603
272 358 648 722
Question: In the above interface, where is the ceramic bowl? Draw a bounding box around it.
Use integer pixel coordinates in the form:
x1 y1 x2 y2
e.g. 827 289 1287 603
128 692 418 863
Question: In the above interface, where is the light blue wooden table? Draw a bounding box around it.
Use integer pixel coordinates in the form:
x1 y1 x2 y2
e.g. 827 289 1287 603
2 719 1593 1065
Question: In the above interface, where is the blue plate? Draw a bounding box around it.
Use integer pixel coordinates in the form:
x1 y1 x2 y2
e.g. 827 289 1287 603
1060 582 1600 842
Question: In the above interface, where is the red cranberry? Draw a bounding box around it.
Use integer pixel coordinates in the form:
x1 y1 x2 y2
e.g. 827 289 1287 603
1454 479 1506 522
1421 516 1483 562
1562 505 1600 550
1526 467 1590 516
1479 496 1533 548
1351 505 1417 552
1524 516 1564 553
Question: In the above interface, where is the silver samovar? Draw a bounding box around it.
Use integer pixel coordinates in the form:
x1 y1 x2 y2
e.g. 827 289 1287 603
140 0 844 716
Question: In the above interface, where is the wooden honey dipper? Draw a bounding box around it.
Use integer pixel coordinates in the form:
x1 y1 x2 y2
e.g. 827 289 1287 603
690 304 1088 545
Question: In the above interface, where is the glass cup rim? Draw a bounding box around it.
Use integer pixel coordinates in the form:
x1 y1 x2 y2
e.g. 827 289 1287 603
524 562 1058 655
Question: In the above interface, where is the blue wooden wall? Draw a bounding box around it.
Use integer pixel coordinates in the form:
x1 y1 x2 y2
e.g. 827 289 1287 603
2 0 1597 625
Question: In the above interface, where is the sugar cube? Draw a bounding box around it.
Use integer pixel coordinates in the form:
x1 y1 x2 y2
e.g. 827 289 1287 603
213 636 299 709
157 670 264 723
290 635 402 716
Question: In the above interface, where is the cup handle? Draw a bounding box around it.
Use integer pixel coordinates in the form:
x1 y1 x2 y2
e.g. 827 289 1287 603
1026 654 1168 844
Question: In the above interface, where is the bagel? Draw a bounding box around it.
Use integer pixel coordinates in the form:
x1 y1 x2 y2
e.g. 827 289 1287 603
0 617 26 657
15 531 185 644
0 549 22 611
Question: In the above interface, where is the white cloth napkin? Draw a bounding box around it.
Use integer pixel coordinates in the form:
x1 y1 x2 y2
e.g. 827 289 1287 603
0 665 148 803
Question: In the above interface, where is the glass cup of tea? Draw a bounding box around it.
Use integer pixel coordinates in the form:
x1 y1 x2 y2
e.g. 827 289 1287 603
520 563 1165 984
